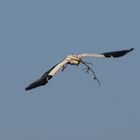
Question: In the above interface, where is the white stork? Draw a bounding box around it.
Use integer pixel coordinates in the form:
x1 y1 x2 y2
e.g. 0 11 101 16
25 48 134 90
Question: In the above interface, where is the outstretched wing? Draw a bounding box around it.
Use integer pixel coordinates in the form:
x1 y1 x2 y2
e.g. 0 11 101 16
25 59 68 90
79 48 134 58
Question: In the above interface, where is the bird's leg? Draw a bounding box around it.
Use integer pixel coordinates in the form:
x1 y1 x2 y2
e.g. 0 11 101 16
61 63 68 72
80 60 101 86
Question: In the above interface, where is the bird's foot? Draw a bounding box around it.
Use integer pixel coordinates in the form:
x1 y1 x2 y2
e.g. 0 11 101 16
61 64 68 72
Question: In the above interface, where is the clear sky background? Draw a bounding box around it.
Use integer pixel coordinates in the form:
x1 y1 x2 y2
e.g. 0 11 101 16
0 0 139 140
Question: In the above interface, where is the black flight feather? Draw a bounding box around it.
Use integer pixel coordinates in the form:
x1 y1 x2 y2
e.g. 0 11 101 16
25 64 57 90
102 48 134 58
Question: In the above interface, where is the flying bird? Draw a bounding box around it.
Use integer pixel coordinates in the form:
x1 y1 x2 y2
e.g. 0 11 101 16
25 48 134 90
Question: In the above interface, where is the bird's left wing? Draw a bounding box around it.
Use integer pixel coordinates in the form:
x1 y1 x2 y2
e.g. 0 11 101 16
25 59 68 90
78 48 134 58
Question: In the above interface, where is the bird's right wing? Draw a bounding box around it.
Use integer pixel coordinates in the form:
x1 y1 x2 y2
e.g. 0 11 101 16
79 48 134 58
25 59 68 90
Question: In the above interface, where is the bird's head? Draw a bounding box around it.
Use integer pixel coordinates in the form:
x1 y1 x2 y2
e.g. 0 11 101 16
65 54 81 65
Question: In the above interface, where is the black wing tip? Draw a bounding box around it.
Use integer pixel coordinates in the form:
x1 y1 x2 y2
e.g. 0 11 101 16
103 48 134 58
25 84 40 91
25 75 53 91
25 86 33 91
25 78 47 91
129 48 134 52
25 87 30 91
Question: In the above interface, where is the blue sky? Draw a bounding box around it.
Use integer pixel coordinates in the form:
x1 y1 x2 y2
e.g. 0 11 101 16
0 0 140 139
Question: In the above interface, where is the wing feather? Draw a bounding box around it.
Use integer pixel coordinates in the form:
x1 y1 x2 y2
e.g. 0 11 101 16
102 48 134 58
25 59 68 90
79 48 134 58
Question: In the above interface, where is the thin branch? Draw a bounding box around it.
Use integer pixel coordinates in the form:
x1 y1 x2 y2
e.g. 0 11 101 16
80 60 101 86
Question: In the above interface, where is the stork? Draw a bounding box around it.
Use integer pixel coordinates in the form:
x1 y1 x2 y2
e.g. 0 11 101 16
25 48 134 90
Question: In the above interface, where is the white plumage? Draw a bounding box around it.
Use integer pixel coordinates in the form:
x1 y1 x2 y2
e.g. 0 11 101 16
25 48 134 90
